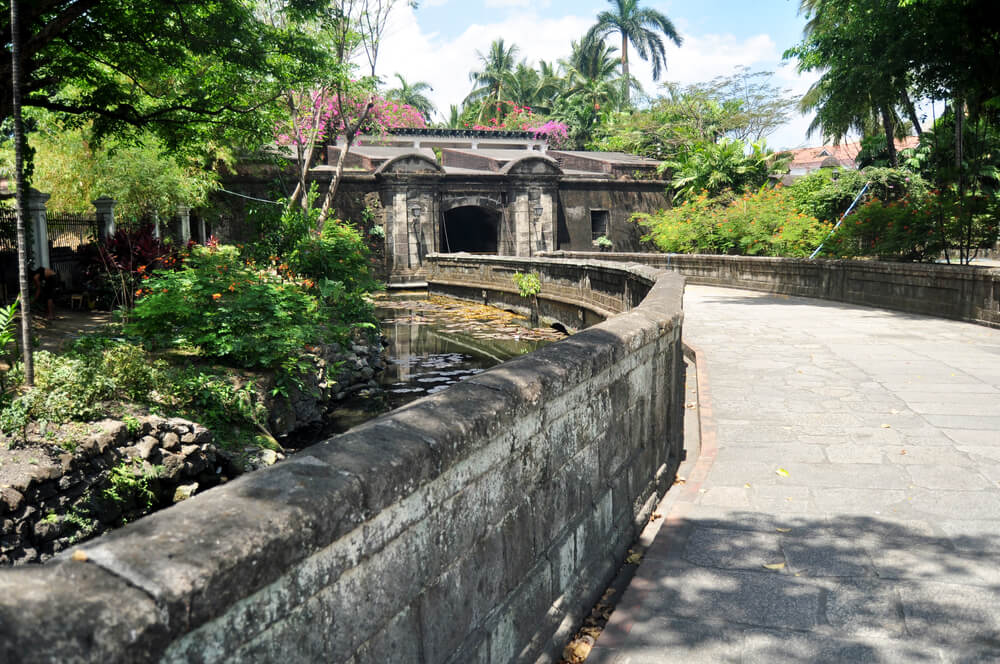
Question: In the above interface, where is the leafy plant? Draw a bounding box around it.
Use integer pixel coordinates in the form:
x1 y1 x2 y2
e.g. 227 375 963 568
103 459 159 513
0 296 19 393
593 235 613 249
634 187 830 257
127 244 333 371
512 272 542 298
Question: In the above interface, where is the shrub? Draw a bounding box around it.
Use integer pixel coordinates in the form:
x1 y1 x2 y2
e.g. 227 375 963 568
789 167 928 223
127 244 332 371
288 219 378 292
635 187 830 258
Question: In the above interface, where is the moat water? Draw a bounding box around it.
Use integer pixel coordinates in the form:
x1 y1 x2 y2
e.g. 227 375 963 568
323 293 565 433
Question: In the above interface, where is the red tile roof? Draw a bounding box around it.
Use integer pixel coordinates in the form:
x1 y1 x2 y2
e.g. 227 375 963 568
787 137 919 172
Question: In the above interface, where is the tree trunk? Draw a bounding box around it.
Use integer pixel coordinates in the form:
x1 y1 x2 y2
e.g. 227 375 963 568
621 32 630 106
10 0 33 385
316 98 375 228
880 104 898 167
317 136 351 229
902 90 923 138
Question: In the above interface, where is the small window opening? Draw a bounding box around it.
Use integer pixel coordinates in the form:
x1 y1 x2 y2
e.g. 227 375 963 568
591 210 609 241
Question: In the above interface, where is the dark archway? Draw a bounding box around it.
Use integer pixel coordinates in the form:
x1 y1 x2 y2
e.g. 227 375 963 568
440 206 500 254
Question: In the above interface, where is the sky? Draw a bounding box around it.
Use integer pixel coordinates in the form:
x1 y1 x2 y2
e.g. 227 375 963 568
372 0 824 150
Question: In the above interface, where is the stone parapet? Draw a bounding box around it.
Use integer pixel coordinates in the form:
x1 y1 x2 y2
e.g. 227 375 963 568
0 257 686 664
547 252 1000 328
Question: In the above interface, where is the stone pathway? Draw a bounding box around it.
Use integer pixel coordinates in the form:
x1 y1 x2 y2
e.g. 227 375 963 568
591 285 1000 663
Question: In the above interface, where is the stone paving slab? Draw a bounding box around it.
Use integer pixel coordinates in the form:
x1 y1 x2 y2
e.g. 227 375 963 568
592 286 1000 664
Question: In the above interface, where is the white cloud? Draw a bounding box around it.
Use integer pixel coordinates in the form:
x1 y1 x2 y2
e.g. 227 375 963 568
373 8 823 146
375 6 591 122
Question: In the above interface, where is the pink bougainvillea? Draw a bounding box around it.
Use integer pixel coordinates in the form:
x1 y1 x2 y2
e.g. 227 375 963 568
275 89 427 148
466 101 570 148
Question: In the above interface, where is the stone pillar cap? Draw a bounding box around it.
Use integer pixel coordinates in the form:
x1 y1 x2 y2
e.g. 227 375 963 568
92 195 117 205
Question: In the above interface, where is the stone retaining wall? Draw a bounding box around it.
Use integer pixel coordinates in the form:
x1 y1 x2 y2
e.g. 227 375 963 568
547 252 1000 328
1 417 231 566
0 257 686 664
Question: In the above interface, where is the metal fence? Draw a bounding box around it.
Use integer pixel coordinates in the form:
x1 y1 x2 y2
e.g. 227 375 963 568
48 212 98 251
0 205 14 253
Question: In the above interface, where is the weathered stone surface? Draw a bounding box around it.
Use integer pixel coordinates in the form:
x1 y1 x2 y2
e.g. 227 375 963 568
1 257 686 664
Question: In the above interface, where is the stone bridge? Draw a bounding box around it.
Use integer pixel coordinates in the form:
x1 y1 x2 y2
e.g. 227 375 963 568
2 253 999 663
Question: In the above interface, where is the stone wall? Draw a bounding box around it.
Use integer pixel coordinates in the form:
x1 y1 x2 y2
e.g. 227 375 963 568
0 257 686 664
1 417 232 566
548 251 1000 328
556 181 669 253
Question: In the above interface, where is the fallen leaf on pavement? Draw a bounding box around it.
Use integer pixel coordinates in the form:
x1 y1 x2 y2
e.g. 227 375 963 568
775 468 790 477
775 527 791 533
762 562 786 570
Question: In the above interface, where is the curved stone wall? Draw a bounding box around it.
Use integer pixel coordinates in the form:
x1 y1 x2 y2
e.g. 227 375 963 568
0 257 686 664
547 252 1000 328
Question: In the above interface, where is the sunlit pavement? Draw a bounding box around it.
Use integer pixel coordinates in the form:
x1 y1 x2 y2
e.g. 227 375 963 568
591 285 1000 663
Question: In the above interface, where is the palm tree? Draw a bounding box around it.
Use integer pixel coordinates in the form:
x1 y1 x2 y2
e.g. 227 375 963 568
466 38 520 122
387 73 436 122
586 0 682 105
9 0 33 385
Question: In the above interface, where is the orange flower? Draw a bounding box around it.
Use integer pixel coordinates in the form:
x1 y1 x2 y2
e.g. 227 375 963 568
136 265 146 273
228 283 236 292
212 293 222 300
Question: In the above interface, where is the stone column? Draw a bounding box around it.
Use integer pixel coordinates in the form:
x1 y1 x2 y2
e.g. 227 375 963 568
408 202 423 268
198 216 207 244
151 211 161 240
92 196 117 240
27 188 51 268
177 204 191 245
513 191 531 256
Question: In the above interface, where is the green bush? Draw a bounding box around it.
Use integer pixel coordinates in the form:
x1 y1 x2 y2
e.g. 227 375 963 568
0 334 270 449
288 220 378 293
820 189 996 262
789 167 928 223
127 244 335 371
635 187 830 257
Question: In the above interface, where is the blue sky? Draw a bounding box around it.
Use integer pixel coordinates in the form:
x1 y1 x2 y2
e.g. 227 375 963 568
374 1 821 149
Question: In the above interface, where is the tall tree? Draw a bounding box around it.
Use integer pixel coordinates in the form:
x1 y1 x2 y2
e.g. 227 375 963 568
387 73 435 121
0 0 329 155
585 0 682 105
466 38 520 122
785 0 919 166
8 0 32 385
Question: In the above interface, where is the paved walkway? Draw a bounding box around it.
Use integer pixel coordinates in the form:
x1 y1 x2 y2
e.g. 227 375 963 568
592 285 1000 663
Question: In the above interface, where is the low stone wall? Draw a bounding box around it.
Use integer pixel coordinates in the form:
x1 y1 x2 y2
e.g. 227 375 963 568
1 417 232 566
426 253 656 331
547 251 1000 328
0 257 686 664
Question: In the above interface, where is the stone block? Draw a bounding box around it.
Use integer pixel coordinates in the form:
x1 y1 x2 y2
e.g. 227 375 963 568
0 560 168 662
68 455 367 634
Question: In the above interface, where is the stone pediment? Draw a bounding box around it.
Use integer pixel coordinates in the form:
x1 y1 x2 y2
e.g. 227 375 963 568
499 154 563 176
374 152 445 175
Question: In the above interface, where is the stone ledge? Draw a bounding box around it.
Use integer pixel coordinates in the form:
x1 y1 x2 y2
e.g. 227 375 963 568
1 256 686 664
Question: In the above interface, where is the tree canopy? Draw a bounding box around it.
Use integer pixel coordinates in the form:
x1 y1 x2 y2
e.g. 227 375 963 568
1 0 330 152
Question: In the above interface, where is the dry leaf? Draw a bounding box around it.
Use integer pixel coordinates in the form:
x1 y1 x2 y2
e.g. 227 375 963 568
625 551 643 565
900 449 907 455
71 550 88 562
651 513 663 521
775 468 790 477
562 635 595 663
775 527 791 533
744 482 752 488
762 562 786 570
673 477 687 485
881 424 892 429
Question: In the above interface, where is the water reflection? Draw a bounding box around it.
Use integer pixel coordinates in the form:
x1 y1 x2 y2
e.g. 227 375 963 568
324 293 563 433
